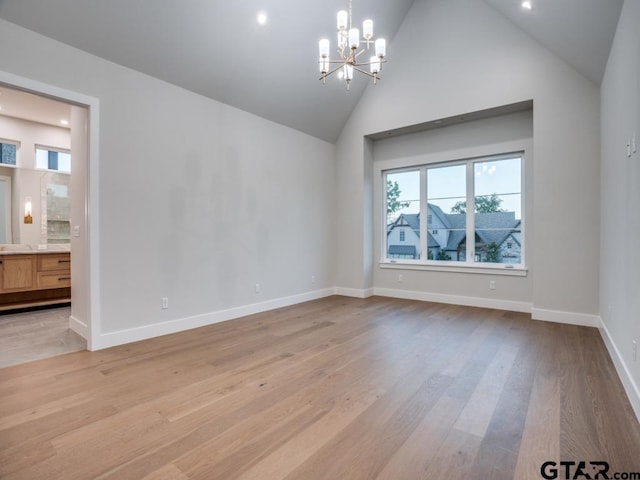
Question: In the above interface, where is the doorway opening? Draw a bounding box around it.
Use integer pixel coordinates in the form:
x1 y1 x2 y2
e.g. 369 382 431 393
0 71 100 356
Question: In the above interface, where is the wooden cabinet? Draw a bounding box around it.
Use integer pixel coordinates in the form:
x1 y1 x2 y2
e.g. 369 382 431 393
0 252 71 309
0 255 37 293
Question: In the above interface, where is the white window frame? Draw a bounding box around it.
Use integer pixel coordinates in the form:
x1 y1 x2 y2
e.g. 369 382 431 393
381 151 527 276
35 145 71 173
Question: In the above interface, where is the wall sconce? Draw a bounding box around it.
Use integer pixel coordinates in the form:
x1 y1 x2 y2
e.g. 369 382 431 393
24 196 33 224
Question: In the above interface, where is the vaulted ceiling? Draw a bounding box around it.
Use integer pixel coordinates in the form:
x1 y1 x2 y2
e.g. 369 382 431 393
0 0 623 142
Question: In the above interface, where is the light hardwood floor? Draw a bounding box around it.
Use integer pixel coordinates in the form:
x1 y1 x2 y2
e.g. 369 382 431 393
1 296 639 479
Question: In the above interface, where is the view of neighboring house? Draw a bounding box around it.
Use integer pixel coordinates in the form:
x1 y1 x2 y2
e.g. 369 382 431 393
387 204 522 263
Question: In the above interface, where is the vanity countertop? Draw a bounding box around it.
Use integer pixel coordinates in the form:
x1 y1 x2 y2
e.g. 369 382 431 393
0 245 71 255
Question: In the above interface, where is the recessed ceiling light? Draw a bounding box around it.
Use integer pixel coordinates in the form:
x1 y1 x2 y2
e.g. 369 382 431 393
257 11 267 25
521 1 533 10
60 119 69 125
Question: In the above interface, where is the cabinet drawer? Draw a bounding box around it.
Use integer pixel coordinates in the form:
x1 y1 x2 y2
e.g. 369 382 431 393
37 271 71 289
38 254 71 271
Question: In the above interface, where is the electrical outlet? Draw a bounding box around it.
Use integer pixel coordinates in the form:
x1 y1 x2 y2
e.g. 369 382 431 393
633 340 637 362
489 280 496 290
398 274 403 283
255 283 261 294
311 275 316 284
161 297 169 309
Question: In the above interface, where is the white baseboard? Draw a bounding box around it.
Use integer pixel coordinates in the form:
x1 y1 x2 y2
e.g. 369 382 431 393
93 288 335 350
599 319 640 423
333 287 375 298
531 308 600 327
373 287 531 313
69 315 88 340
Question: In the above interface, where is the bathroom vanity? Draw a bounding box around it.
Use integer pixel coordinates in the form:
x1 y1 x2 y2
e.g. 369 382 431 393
0 246 71 310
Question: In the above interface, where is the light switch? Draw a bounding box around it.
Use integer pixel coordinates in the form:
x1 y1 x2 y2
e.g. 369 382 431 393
73 225 80 237
632 134 638 155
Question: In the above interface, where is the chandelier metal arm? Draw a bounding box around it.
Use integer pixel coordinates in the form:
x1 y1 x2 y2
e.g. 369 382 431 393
351 65 378 79
318 63 348 81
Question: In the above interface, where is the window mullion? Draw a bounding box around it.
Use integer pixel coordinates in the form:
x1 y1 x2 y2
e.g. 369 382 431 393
420 167 427 261
466 162 475 264
382 171 389 262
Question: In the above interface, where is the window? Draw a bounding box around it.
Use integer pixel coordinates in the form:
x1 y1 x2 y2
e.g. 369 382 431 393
0 142 17 166
36 147 71 173
384 153 524 269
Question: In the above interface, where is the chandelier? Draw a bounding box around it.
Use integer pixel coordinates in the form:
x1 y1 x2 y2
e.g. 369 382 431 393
318 0 387 89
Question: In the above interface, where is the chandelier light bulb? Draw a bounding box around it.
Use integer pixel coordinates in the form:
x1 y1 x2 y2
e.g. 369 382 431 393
348 28 360 49
337 10 348 30
375 38 386 58
363 20 373 40
319 57 328 73
344 64 354 81
319 39 330 58
370 56 380 74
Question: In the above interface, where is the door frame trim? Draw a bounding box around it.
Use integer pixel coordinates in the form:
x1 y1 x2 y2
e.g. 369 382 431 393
0 70 101 350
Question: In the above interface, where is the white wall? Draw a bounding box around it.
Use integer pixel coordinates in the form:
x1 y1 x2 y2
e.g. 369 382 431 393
0 115 70 244
70 105 89 340
335 0 601 323
0 19 335 347
600 0 640 417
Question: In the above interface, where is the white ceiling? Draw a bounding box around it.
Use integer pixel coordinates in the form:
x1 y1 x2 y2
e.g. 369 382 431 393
0 86 71 129
484 0 623 85
0 0 623 142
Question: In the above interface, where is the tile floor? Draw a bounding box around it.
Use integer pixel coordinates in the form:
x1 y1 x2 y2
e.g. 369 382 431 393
0 305 86 368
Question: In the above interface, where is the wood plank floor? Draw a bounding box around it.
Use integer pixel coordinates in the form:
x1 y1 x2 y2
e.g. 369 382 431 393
1 296 639 479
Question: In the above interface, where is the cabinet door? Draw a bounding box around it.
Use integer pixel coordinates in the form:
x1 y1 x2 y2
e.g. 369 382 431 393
0 255 36 292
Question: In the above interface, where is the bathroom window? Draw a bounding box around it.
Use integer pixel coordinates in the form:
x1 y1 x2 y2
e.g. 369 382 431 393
0 141 17 166
36 146 71 173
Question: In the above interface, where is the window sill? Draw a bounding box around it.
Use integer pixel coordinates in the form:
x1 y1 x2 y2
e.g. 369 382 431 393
379 260 528 277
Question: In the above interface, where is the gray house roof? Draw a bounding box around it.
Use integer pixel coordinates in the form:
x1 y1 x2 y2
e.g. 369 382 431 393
445 212 520 251
427 232 439 248
389 205 520 253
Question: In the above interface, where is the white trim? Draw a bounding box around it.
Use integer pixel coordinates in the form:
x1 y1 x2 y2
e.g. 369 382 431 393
531 308 600 328
599 319 640 423
92 288 335 350
333 287 375 298
379 261 528 276
373 287 531 313
0 70 101 351
69 315 88 339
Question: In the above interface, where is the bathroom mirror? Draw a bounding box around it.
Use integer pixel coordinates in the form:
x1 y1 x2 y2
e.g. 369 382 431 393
0 166 71 245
